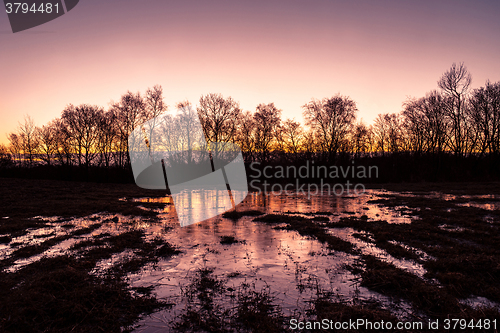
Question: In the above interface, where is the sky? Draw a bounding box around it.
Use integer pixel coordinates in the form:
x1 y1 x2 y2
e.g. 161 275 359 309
1 0 500 145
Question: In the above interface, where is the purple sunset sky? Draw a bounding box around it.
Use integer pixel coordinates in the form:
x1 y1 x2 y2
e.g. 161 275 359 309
1 0 499 144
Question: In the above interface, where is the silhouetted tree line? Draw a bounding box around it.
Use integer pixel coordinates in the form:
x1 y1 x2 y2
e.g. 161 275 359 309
1 63 500 183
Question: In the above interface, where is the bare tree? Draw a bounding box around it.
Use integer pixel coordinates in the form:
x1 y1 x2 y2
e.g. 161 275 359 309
372 114 404 154
62 104 104 169
234 110 255 160
438 62 472 155
387 113 405 152
7 133 22 166
280 118 305 154
175 101 206 164
144 85 168 157
0 144 12 167
303 94 357 160
112 91 147 167
402 91 449 154
96 110 118 167
373 114 388 154
197 93 241 145
37 121 58 165
253 103 282 161
351 121 372 157
469 81 500 154
52 118 73 166
145 85 167 120
301 130 318 158
17 115 40 166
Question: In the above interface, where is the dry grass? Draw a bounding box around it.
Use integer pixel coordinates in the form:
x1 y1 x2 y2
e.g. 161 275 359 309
0 177 166 220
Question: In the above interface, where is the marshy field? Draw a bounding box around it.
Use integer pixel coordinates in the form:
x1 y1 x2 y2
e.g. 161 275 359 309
1 178 500 332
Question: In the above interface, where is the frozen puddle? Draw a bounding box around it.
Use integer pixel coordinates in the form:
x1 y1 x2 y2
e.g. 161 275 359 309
459 296 500 310
131 216 416 332
1 213 138 272
2 190 469 331
234 191 415 224
326 228 431 280
91 249 137 277
407 192 500 211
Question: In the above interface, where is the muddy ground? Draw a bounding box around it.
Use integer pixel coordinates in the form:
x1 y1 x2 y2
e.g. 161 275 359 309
1 178 500 332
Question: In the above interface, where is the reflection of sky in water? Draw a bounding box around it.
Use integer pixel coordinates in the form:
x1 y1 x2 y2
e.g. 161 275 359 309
131 216 416 332
130 190 414 225
457 201 500 211
3 190 499 331
130 190 416 225
128 191 424 330
0 191 422 272
238 190 414 224
414 192 500 211
132 190 249 226
172 189 232 227
131 197 173 204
